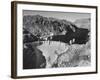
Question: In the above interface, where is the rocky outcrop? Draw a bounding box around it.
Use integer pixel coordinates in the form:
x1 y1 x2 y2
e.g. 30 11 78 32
23 15 89 44
52 41 91 67
23 15 77 38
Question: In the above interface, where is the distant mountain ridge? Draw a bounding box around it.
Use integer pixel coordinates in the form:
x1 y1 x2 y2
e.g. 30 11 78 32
74 18 90 30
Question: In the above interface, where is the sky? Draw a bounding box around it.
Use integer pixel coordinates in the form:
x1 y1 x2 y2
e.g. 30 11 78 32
23 10 90 22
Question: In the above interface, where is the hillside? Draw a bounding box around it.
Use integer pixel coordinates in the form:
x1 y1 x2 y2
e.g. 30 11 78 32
23 15 78 39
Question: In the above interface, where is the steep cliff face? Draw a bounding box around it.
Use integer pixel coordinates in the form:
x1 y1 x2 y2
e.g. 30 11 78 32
23 15 89 44
23 15 77 38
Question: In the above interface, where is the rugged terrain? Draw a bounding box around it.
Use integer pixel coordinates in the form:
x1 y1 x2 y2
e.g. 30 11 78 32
23 15 90 69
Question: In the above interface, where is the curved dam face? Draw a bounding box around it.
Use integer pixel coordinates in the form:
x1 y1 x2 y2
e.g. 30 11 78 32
37 41 69 68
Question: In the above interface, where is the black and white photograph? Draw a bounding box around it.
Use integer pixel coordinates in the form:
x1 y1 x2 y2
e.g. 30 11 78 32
11 1 97 78
23 10 91 69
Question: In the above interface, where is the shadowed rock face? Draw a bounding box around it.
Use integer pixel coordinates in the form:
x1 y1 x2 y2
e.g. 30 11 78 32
23 15 90 44
73 28 89 44
23 28 39 43
23 29 47 69
23 43 46 69
23 15 78 37
49 28 89 44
